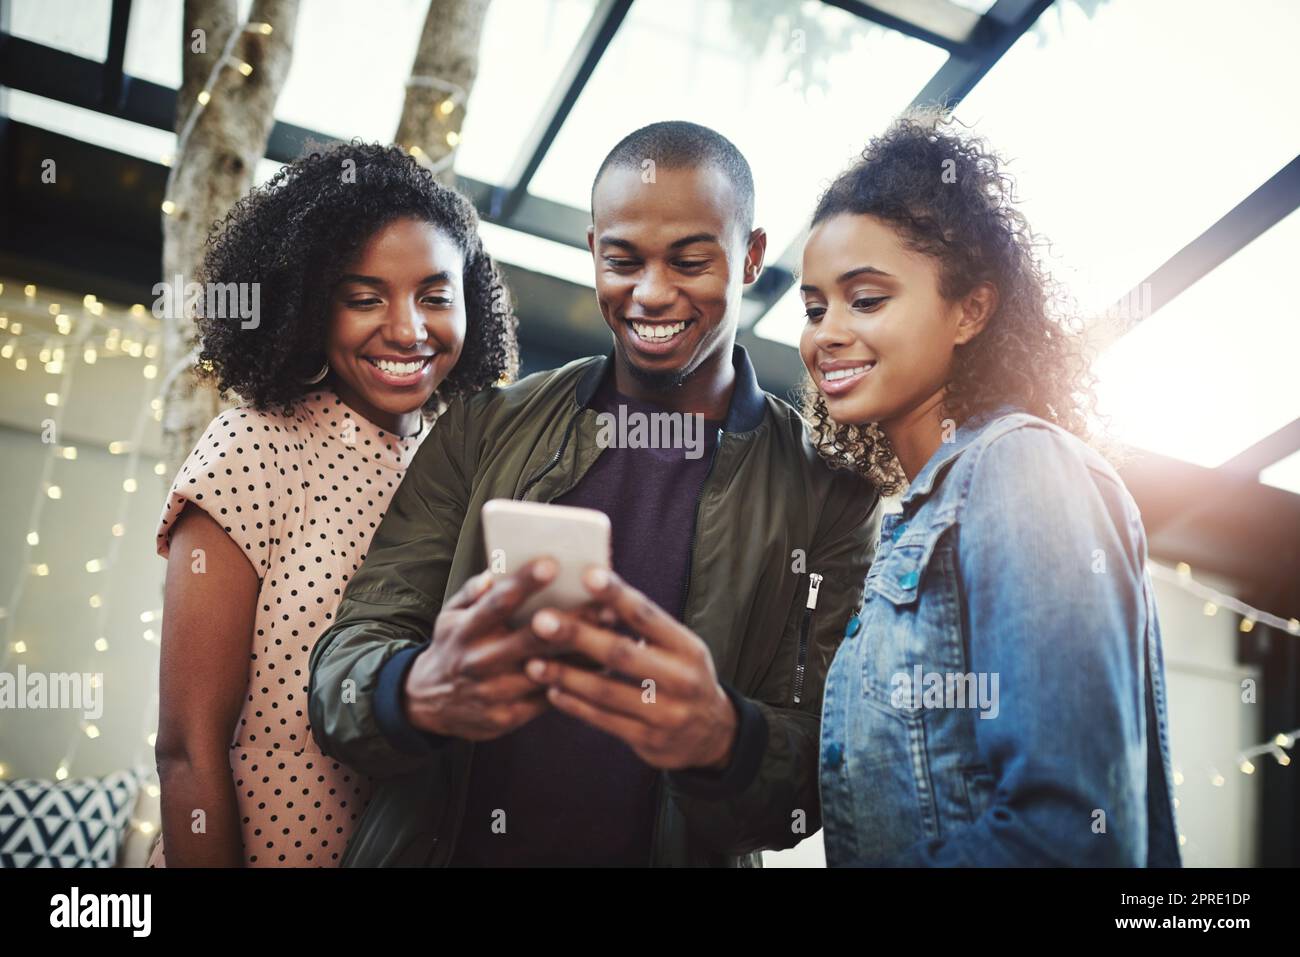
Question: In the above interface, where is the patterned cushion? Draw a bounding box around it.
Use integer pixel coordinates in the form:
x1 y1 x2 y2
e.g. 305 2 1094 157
0 770 141 868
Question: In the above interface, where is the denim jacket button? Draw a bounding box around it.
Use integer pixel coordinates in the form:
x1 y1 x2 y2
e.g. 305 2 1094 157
823 742 844 769
898 570 920 589
845 615 861 638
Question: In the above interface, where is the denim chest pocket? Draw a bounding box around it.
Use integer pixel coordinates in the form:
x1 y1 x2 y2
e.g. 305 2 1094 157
859 514 967 707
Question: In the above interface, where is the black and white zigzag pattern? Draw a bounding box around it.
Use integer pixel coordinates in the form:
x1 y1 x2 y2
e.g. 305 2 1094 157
0 770 140 868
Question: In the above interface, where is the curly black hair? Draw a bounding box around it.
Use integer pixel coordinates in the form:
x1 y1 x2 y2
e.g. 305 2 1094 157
800 108 1099 494
195 140 517 414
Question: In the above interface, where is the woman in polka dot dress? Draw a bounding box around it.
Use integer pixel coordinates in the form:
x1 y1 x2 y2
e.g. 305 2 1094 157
148 143 517 866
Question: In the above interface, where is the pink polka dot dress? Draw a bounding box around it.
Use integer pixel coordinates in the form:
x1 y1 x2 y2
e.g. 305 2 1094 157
147 388 429 867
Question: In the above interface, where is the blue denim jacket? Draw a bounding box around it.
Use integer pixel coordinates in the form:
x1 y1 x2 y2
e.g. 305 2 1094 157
819 408 1181 866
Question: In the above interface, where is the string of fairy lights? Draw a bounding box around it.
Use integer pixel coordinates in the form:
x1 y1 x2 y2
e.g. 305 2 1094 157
0 278 166 841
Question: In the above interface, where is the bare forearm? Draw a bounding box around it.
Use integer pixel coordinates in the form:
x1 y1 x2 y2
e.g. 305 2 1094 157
156 752 246 867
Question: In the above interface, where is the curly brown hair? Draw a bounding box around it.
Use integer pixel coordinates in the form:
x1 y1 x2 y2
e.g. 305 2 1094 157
195 140 517 414
800 108 1099 494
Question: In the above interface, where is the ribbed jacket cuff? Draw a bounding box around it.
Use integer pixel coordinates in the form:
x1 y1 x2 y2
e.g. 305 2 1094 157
665 681 769 799
374 643 454 754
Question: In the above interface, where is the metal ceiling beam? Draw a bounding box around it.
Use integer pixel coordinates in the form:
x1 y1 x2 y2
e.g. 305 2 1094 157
822 0 983 54
908 0 1053 108
1087 154 1300 353
747 0 1053 331
1223 418 1300 476
102 0 132 111
488 0 632 224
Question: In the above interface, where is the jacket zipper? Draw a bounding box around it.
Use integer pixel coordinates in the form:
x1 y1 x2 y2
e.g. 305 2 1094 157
520 406 582 500
791 572 822 705
678 428 723 617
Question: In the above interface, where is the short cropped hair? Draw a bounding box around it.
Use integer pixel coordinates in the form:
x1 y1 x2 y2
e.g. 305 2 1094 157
590 120 755 237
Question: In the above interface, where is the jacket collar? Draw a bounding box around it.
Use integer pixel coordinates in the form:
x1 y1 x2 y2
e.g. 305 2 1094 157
901 402 1023 506
574 343 767 434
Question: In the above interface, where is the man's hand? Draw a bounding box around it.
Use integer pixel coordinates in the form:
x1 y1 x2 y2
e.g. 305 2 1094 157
404 558 561 741
523 567 738 772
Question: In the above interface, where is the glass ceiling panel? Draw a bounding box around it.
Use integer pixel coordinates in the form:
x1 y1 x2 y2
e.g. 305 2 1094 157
1092 207 1300 468
8 0 112 62
265 0 596 186
529 0 946 249
952 0 1300 318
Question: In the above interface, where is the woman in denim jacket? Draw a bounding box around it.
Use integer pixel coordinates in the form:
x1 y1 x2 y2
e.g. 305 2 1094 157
797 110 1180 866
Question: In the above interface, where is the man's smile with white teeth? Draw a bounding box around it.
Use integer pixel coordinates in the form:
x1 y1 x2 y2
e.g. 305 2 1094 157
364 355 433 375
629 320 691 342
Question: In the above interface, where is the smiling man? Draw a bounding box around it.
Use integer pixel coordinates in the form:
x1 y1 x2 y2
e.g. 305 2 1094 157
309 121 880 867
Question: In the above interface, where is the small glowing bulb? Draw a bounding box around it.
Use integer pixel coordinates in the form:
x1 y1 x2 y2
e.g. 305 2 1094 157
1176 562 1191 578
150 397 162 410
161 199 177 215
445 130 461 147
56 764 69 781
10 321 22 334
46 484 61 499
1288 619 1300 635
1277 752 1292 767
1173 769 1184 786
252 22 273 34
89 594 102 608
143 629 156 643
84 347 97 364
109 441 127 454
94 637 109 652
439 98 455 116
0 763 6 778
32 563 49 576
49 303 61 315
236 60 253 76
123 478 138 493
139 821 156 835
59 446 77 460
84 724 100 739
13 641 27 654
1276 734 1294 748
26 531 39 546
197 90 211 106
15 357 27 371
1178 834 1187 847
44 392 58 406
154 462 167 476
409 145 424 158
112 523 125 537
1239 759 1255 775
146 784 160 798
1211 772 1225 787
85 559 104 573
140 610 156 623
143 364 158 379
24 284 36 297
131 304 146 317
1239 618 1255 633
147 732 157 747
83 294 97 307
1202 601 1218 617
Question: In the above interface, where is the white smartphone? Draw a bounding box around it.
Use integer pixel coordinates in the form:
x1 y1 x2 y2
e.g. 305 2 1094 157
480 499 612 626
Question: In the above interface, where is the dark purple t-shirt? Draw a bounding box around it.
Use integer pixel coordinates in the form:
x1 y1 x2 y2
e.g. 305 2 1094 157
448 376 722 866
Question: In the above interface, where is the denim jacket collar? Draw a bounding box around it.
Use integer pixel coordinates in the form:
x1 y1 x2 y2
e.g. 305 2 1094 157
901 403 1024 508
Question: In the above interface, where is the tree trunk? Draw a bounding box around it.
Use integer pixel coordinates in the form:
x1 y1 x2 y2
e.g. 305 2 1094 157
161 0 299 471
394 0 491 187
